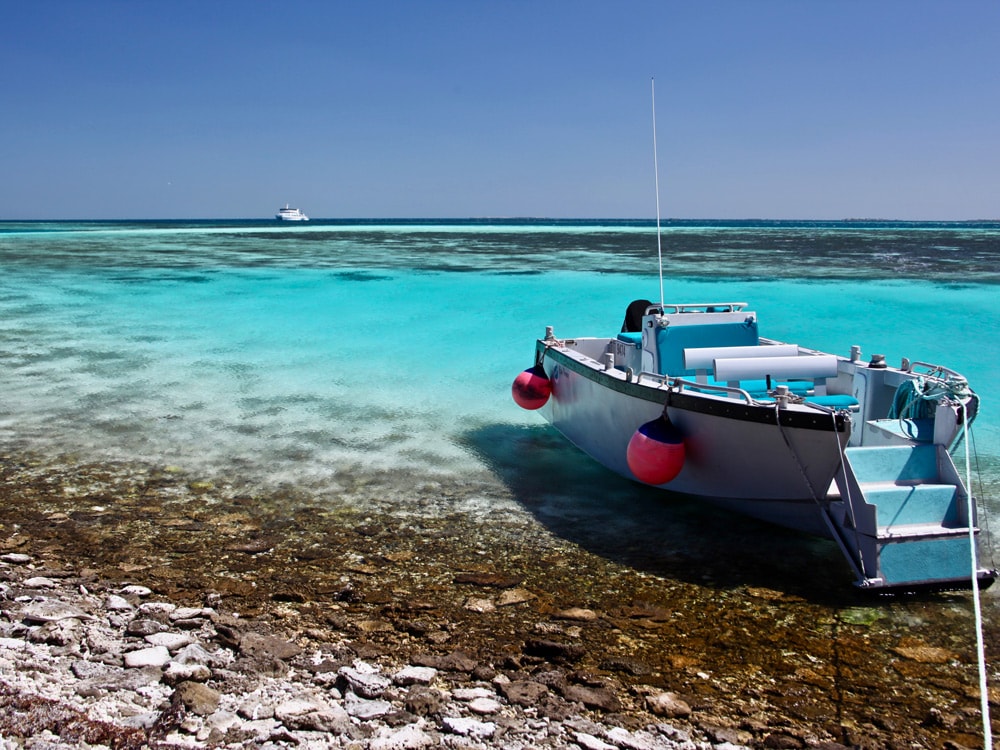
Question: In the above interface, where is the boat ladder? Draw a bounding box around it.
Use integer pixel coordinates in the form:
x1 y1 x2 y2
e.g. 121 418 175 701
825 444 994 590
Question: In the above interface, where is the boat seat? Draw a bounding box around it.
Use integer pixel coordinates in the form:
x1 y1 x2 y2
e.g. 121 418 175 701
653 320 760 376
694 377 814 397
712 354 839 400
684 344 798 384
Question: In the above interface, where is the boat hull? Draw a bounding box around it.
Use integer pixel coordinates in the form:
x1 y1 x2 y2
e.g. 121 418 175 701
521 301 995 590
538 343 849 536
276 206 309 221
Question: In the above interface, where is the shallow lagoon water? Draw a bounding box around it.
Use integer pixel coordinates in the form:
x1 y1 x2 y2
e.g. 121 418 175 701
2 219 1000 744
2 219 1000 538
2 220 999 495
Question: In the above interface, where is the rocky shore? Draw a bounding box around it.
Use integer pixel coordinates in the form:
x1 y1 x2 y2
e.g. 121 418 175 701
1 451 997 748
1 553 734 750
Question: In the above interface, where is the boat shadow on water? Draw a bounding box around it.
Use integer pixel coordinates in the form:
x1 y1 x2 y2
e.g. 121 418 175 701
461 422 868 605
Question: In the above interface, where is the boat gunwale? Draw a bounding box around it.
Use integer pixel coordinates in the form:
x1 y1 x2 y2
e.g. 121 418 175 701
537 339 849 433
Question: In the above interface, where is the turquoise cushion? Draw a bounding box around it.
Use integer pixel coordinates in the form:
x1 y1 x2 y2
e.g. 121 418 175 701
707 376 812 396
806 394 861 409
656 321 759 375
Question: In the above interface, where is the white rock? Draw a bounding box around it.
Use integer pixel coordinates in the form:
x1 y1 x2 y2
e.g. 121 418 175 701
144 632 194 651
339 664 392 698
119 584 153 597
237 697 275 720
604 727 663 750
22 577 58 589
27 618 79 646
392 665 436 685
344 693 393 719
238 718 281 742
170 606 208 621
467 696 502 715
205 709 240 734
646 690 692 718
273 696 319 718
0 553 31 564
453 687 494 701
368 724 436 750
163 661 212 684
275 693 350 732
120 712 161 730
173 642 230 668
575 733 618 750
137 601 176 616
20 600 95 623
441 716 496 738
349 658 380 673
497 587 537 606
463 597 495 613
124 645 171 668
84 625 124 658
105 594 134 612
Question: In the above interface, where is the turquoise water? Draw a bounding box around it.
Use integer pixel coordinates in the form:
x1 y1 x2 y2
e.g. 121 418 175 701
2 219 999 545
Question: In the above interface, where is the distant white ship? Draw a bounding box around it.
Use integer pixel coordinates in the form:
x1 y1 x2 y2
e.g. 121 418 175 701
276 205 309 221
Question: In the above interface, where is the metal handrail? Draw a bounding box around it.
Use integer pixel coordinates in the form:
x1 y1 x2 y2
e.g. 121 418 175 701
907 361 966 382
658 302 748 314
669 377 756 404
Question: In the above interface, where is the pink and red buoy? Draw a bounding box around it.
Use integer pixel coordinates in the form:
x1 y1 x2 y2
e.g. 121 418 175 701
511 364 551 410
626 416 686 485
513 363 684 484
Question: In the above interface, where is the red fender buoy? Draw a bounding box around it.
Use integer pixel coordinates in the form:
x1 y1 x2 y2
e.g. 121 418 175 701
626 416 685 485
512 364 551 410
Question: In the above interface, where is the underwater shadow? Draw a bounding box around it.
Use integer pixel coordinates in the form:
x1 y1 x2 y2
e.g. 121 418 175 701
460 422 867 605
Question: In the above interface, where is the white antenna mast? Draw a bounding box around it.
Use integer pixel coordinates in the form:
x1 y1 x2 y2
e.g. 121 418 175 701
651 78 665 309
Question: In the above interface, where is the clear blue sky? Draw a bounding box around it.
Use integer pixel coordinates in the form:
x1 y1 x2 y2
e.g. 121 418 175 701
3 1 998 220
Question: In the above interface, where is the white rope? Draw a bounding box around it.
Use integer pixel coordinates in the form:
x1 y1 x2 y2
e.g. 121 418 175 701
962 402 992 749
829 411 868 580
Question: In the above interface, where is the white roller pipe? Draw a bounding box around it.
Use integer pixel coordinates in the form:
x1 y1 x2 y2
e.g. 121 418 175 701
714 354 838 382
684 344 799 371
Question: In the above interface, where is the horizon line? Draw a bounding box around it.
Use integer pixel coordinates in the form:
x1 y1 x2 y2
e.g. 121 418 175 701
3 216 999 224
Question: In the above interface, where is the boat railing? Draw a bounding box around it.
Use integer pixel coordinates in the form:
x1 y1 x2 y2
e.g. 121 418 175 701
906 361 966 383
659 302 748 314
669 377 756 404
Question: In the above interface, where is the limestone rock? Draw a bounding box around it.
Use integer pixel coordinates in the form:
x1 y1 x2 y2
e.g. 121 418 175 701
441 716 496 738
175 680 221 716
274 693 350 732
20 600 94 623
392 665 437 685
340 663 392 698
124 645 171 668
646 690 692 718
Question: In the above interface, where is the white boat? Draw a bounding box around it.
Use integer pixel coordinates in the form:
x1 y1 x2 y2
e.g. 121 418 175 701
513 299 997 591
276 205 309 221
